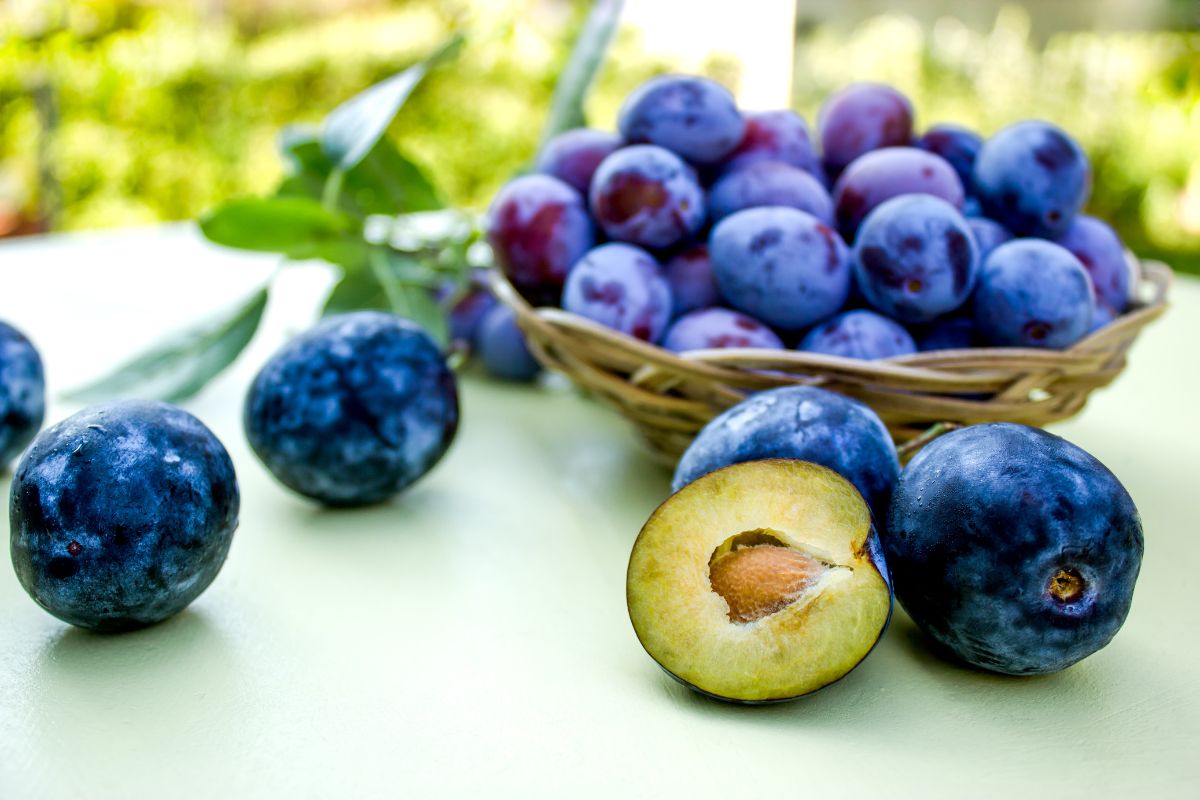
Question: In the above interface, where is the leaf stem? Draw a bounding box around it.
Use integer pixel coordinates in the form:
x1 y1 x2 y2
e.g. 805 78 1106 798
322 167 346 211
897 422 962 462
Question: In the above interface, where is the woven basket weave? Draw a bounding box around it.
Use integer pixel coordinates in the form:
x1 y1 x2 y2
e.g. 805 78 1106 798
490 260 1172 464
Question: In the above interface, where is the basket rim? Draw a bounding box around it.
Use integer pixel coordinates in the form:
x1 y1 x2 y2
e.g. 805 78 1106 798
490 258 1172 378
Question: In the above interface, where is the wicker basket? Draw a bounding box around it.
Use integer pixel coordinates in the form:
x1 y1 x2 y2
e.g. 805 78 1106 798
490 260 1172 464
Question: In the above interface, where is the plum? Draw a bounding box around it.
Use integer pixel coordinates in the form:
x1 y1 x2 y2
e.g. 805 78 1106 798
709 206 851 331
886 423 1143 675
589 145 706 250
916 124 982 190
0 320 44 467
562 243 673 343
673 385 900 521
966 216 1013 261
721 110 821 176
618 75 746 165
487 174 594 306
853 194 979 323
662 308 784 352
9 401 238 631
974 239 1094 349
535 128 623 194
818 83 914 174
628 460 892 702
798 309 917 360
664 244 720 318
918 314 981 351
973 120 1091 237
244 311 458 506
476 304 541 382
832 148 965 239
707 161 833 224
1054 214 1133 315
447 284 498 348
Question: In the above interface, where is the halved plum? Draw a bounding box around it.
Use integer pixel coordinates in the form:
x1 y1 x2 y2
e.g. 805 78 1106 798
627 459 892 703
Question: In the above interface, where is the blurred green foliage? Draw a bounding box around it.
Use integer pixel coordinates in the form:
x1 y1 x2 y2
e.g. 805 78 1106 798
1 2 1197 272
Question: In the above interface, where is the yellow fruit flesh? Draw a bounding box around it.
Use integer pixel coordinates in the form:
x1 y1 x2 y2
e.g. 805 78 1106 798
626 460 891 702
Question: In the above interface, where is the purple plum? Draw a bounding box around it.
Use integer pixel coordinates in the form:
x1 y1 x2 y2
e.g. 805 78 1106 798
535 128 623 195
833 148 964 239
818 83 914 174
967 216 1013 261
708 162 833 224
1054 214 1132 315
799 309 917 360
562 243 673 342
721 110 821 176
618 75 746 165
663 308 784 352
477 304 541 382
589 145 706 250
665 244 721 317
916 124 982 190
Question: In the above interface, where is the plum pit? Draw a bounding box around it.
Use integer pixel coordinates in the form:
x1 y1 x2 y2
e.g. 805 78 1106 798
708 529 827 624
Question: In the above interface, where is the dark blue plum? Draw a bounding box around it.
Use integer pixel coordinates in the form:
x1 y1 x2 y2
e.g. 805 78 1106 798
673 385 900 521
1089 303 1117 333
1054 214 1133 315
709 206 852 331
535 128 623 195
853 195 979 323
448 284 498 348
974 240 1094 349
662 308 784 353
618 75 746 165
973 120 1091 237
708 162 833 224
918 315 981 351
1 321 45 467
962 196 983 217
245 311 458 507
818 83 914 174
798 309 916 360
487 174 594 306
916 124 982 190
966 216 1013 261
589 145 705 250
832 148 965 239
886 423 1143 675
721 110 821 176
9 400 238 631
664 244 720 318
562 243 673 342
476 305 541 382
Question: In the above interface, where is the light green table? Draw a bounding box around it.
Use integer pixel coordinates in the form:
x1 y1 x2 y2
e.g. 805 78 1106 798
2 227 1198 797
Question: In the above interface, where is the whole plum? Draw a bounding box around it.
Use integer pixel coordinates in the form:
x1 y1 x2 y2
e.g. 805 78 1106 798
708 162 833 224
0 321 44 467
833 148 964 239
663 308 784 352
853 194 979 323
618 75 746 165
487 174 594 306
1054 214 1133 315
721 110 821 176
562 243 673 343
673 385 900 521
245 311 459 506
535 128 623 194
916 124 982 190
886 423 1143 675
818 83 914 174
799 309 917 360
710 206 851 331
476 304 541 382
973 120 1091 237
974 240 1094 349
664 244 720 318
589 145 706 250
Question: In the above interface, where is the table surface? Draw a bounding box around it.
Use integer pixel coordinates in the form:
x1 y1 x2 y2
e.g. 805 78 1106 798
1 226 1198 798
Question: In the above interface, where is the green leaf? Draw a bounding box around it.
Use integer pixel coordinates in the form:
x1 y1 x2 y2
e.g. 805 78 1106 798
538 0 625 150
369 249 449 345
278 128 442 217
64 287 269 404
199 197 352 254
322 33 464 171
323 270 389 317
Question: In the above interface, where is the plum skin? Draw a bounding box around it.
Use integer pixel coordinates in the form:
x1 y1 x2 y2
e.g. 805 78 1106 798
476 304 541 382
721 110 821 176
974 239 1095 349
707 161 833 224
673 385 900 522
9 400 239 632
589 144 706 250
486 174 594 306
818 83 914 174
562 243 673 343
832 147 965 240
244 311 459 507
664 244 720 318
709 206 852 331
535 128 623 195
618 74 745 165
663 307 784 353
972 120 1091 238
886 423 1143 675
0 320 45 467
799 309 917 360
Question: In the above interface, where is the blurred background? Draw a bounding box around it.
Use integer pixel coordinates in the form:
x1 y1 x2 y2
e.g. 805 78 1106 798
2 0 1198 271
